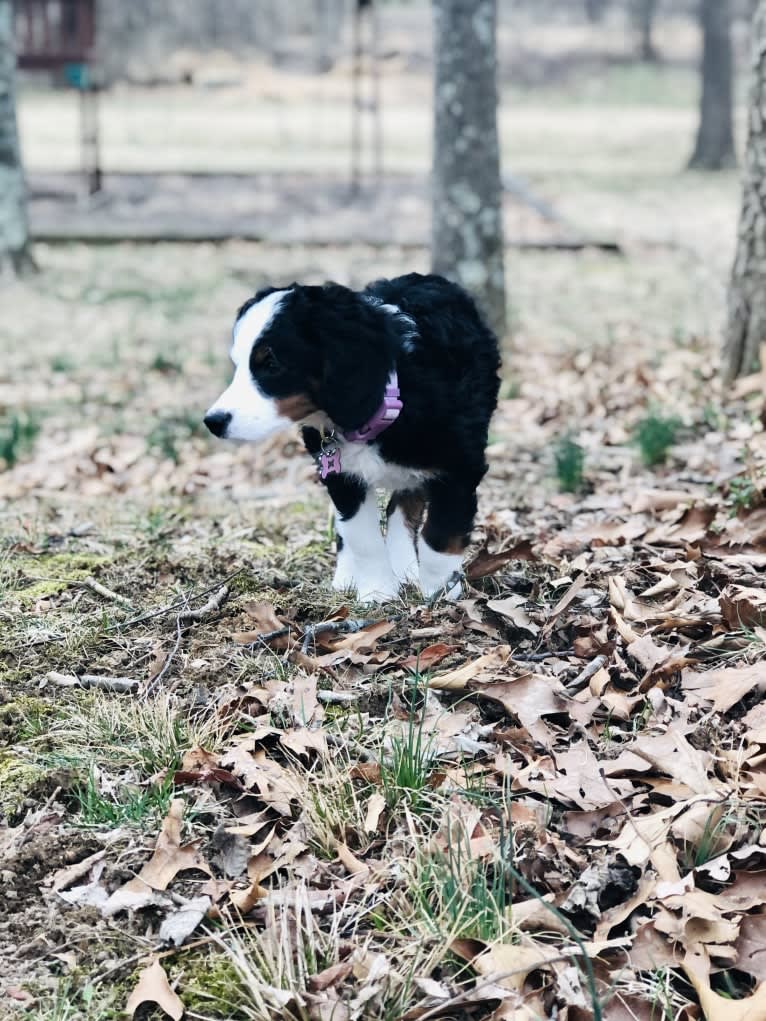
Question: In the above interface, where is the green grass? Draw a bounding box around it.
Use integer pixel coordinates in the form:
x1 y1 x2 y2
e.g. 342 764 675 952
0 410 40 468
554 434 586 493
74 767 176 827
381 678 437 812
633 411 681 466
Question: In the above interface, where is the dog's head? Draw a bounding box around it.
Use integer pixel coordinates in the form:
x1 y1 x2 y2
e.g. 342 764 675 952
204 283 402 442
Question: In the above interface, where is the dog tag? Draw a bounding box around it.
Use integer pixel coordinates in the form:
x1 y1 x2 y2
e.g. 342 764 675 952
318 445 342 479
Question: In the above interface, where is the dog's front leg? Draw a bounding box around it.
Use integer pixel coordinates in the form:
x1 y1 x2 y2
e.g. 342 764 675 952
418 476 477 600
327 477 399 603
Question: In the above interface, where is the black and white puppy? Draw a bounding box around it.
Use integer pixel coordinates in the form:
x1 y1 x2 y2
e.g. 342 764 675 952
204 273 500 603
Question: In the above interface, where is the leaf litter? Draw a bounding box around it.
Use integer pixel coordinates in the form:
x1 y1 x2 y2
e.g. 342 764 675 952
2 244 766 1018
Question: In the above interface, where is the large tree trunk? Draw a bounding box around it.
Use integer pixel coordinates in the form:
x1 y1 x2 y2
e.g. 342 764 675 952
688 0 736 170
0 0 33 276
722 0 766 383
431 0 506 340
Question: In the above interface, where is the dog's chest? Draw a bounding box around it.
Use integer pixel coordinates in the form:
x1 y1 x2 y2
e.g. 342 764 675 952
338 441 432 492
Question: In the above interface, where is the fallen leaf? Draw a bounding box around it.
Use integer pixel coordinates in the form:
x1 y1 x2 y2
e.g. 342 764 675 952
233 602 290 646
487 595 540 635
126 960 184 1021
720 585 766 630
400 642 460 671
308 961 354 992
465 539 536 579
682 664 766 713
103 799 211 915
336 842 369 875
734 914 766 982
158 895 211 947
429 645 512 691
683 946 766 1021
364 793 386 834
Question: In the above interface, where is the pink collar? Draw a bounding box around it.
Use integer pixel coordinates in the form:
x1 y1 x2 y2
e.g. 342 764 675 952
343 371 403 442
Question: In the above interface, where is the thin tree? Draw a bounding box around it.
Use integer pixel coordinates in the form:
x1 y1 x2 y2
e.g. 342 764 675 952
0 0 33 276
723 0 766 382
688 0 736 170
634 0 658 62
431 0 506 339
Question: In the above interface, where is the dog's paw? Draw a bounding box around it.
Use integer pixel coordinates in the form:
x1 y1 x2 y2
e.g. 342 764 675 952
418 545 464 602
354 568 401 604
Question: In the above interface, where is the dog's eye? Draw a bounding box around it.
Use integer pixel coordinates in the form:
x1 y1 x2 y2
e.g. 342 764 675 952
252 345 279 372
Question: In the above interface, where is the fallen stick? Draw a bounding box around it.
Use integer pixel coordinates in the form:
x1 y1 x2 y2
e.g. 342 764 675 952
317 690 360 704
106 568 243 631
178 585 230 622
565 654 608 694
45 671 139 694
301 617 379 653
82 577 133 606
143 616 184 698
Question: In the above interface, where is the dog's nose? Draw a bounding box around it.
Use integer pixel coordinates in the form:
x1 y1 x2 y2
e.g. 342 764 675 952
204 410 231 438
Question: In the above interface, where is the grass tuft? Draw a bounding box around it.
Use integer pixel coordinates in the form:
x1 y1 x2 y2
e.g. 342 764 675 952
0 410 40 468
633 411 681 466
554 434 586 492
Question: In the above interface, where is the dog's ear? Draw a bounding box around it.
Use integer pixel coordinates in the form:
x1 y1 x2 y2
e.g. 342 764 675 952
311 286 398 431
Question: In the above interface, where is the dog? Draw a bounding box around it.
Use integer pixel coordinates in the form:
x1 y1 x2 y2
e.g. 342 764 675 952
204 272 500 603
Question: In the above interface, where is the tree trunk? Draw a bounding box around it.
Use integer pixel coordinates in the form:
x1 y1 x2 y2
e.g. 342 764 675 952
584 0 609 23
688 0 737 170
431 0 506 340
634 0 658 62
722 0 766 383
0 0 33 276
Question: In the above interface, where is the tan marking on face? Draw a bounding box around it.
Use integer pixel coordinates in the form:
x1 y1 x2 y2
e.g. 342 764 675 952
275 393 317 422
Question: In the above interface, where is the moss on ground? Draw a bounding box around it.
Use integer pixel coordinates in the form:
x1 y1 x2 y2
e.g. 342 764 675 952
0 754 48 820
10 552 110 604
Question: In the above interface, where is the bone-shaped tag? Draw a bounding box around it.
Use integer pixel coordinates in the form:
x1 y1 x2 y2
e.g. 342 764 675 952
318 447 342 479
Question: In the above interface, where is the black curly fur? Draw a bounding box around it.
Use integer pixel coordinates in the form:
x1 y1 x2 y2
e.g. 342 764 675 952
234 272 501 548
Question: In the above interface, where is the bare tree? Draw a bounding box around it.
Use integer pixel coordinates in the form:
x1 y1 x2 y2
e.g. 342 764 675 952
584 0 610 22
723 0 766 382
689 0 736 170
633 0 659 61
0 0 33 276
431 0 506 339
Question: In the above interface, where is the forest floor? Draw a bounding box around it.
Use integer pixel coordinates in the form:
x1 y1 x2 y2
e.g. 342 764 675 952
4 47 766 1021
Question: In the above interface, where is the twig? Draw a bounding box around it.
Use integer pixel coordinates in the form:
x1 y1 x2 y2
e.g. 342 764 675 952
45 671 139 694
105 568 244 631
301 616 380 654
178 585 230 622
81 577 133 607
143 615 184 698
514 649 574 663
565 654 608 694
317 690 360 704
243 626 291 650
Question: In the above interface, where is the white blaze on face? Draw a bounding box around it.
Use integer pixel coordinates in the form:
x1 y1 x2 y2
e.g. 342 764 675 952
205 289 292 442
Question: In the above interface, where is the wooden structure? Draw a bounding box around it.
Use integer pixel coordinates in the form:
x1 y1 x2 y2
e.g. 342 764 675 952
14 0 101 193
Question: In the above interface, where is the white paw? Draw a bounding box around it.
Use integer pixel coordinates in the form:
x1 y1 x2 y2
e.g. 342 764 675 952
390 550 419 586
333 553 356 591
418 543 464 601
354 567 401 604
